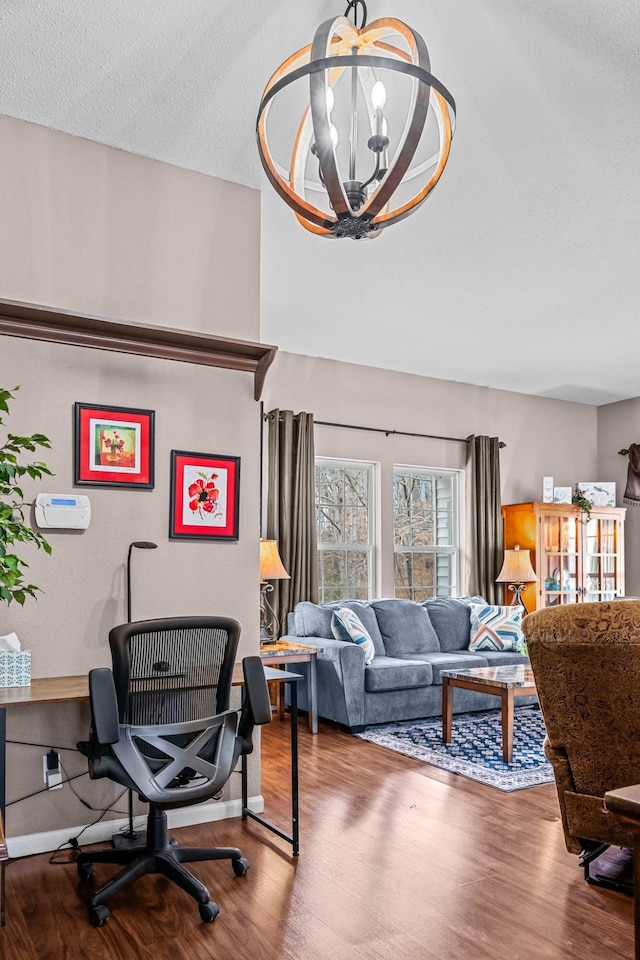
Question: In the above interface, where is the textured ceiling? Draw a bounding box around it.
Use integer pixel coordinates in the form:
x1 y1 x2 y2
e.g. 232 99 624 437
1 0 639 404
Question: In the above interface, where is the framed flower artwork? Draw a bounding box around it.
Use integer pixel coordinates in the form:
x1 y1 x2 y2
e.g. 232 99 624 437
170 450 240 541
74 403 155 488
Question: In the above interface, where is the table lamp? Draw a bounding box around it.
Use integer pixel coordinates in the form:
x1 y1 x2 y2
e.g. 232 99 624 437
260 539 290 644
496 544 537 613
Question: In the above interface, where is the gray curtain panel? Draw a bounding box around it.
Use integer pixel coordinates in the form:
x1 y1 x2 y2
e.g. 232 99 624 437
266 409 318 634
465 434 503 603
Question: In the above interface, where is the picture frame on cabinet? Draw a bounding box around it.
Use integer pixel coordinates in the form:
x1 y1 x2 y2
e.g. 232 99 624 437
577 482 616 507
553 486 572 504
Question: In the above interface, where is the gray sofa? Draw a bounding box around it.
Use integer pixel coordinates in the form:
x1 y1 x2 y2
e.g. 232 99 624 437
281 597 533 732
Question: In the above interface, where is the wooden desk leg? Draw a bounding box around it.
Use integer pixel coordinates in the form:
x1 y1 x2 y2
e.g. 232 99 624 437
442 678 453 743
308 656 318 735
502 689 515 763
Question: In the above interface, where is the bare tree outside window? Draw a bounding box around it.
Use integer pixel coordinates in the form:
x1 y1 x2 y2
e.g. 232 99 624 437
394 468 459 600
315 460 374 601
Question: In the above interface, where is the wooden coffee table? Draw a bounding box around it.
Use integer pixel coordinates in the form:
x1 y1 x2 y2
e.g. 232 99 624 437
441 665 537 764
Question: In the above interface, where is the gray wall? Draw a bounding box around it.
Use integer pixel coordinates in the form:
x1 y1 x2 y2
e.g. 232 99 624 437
1 336 261 840
0 115 263 843
263 352 599 597
598 397 640 595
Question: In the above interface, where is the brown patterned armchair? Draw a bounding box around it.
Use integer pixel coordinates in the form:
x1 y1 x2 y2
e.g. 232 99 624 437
524 600 640 888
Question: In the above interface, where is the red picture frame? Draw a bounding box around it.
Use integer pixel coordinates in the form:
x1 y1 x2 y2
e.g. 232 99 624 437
74 403 155 489
170 450 240 541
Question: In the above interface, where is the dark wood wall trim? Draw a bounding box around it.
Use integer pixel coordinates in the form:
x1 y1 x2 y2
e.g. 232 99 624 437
0 298 277 401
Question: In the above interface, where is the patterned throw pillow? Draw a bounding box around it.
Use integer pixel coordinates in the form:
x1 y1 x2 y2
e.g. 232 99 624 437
331 607 376 664
468 603 525 652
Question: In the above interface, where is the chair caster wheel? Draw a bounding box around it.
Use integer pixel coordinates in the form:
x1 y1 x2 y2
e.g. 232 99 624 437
88 905 110 926
199 900 219 923
232 857 250 876
78 862 95 882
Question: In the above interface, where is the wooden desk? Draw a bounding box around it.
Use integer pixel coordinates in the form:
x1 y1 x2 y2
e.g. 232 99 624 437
0 664 301 858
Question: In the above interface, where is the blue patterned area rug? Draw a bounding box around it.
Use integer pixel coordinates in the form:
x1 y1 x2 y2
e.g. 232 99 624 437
356 706 554 792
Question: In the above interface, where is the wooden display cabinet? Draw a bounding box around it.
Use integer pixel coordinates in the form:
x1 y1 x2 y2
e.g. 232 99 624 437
501 501 626 612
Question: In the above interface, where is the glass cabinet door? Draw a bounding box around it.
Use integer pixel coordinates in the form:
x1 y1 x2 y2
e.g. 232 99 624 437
541 513 580 606
583 516 619 601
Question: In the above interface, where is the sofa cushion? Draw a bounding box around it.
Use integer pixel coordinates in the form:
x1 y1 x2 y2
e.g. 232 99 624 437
422 596 485 652
465 650 529 666
292 601 386 656
469 603 525 652
372 599 441 659
331 608 376 664
364 657 434 692
292 601 334 639
413 651 490 684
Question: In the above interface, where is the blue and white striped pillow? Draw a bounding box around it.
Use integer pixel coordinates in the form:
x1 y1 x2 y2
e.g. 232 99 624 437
331 607 376 664
468 603 525 652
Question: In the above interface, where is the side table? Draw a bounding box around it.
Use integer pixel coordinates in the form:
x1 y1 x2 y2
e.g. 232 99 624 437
259 641 318 734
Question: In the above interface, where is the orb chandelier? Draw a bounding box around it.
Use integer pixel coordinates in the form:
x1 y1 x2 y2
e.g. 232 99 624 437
256 1 456 240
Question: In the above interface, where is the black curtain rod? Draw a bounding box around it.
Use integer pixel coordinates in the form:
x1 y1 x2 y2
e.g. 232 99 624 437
263 411 506 448
314 419 507 448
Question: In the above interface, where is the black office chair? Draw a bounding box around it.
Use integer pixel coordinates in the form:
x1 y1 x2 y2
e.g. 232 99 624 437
76 616 271 927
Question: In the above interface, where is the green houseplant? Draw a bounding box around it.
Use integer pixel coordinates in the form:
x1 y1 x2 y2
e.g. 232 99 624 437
0 386 52 605
572 485 594 522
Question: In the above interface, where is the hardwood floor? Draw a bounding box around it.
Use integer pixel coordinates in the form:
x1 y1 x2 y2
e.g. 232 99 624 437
0 718 633 959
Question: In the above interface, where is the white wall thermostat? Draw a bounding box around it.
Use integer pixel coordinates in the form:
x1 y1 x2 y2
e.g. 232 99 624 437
35 494 91 530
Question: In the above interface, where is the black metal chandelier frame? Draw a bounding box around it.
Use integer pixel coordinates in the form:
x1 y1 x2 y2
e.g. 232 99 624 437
257 1 456 239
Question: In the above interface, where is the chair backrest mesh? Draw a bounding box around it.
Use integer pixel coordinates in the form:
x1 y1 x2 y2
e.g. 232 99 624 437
108 618 240 726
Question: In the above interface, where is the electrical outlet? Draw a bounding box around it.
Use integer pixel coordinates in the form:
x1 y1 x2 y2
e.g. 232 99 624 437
43 750 63 790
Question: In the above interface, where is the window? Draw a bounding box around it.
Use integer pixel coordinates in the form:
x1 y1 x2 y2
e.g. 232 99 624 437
393 467 460 600
315 459 374 602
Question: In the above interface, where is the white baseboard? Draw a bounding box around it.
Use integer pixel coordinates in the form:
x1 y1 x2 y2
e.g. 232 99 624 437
6 795 265 859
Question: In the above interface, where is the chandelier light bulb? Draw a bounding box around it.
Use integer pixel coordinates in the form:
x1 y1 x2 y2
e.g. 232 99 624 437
256 1 456 240
370 79 386 110
326 85 335 114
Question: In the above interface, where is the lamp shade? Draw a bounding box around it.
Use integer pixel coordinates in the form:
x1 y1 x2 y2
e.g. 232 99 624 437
259 540 290 582
496 545 536 584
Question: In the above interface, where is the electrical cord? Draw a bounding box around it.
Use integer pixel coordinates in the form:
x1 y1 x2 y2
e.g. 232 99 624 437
7 739 82 753
49 787 128 865
5 770 89 807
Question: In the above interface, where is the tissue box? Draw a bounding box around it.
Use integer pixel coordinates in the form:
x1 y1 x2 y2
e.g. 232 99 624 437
0 650 31 687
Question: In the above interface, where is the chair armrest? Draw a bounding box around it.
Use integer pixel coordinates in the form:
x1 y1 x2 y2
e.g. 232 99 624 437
243 656 272 726
88 668 120 745
236 655 271 756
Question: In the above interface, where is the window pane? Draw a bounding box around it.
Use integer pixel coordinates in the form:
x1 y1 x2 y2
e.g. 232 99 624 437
344 469 368 505
394 552 412 593
344 505 368 544
317 506 344 543
393 467 458 599
316 459 374 602
318 550 345 601
315 466 345 504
